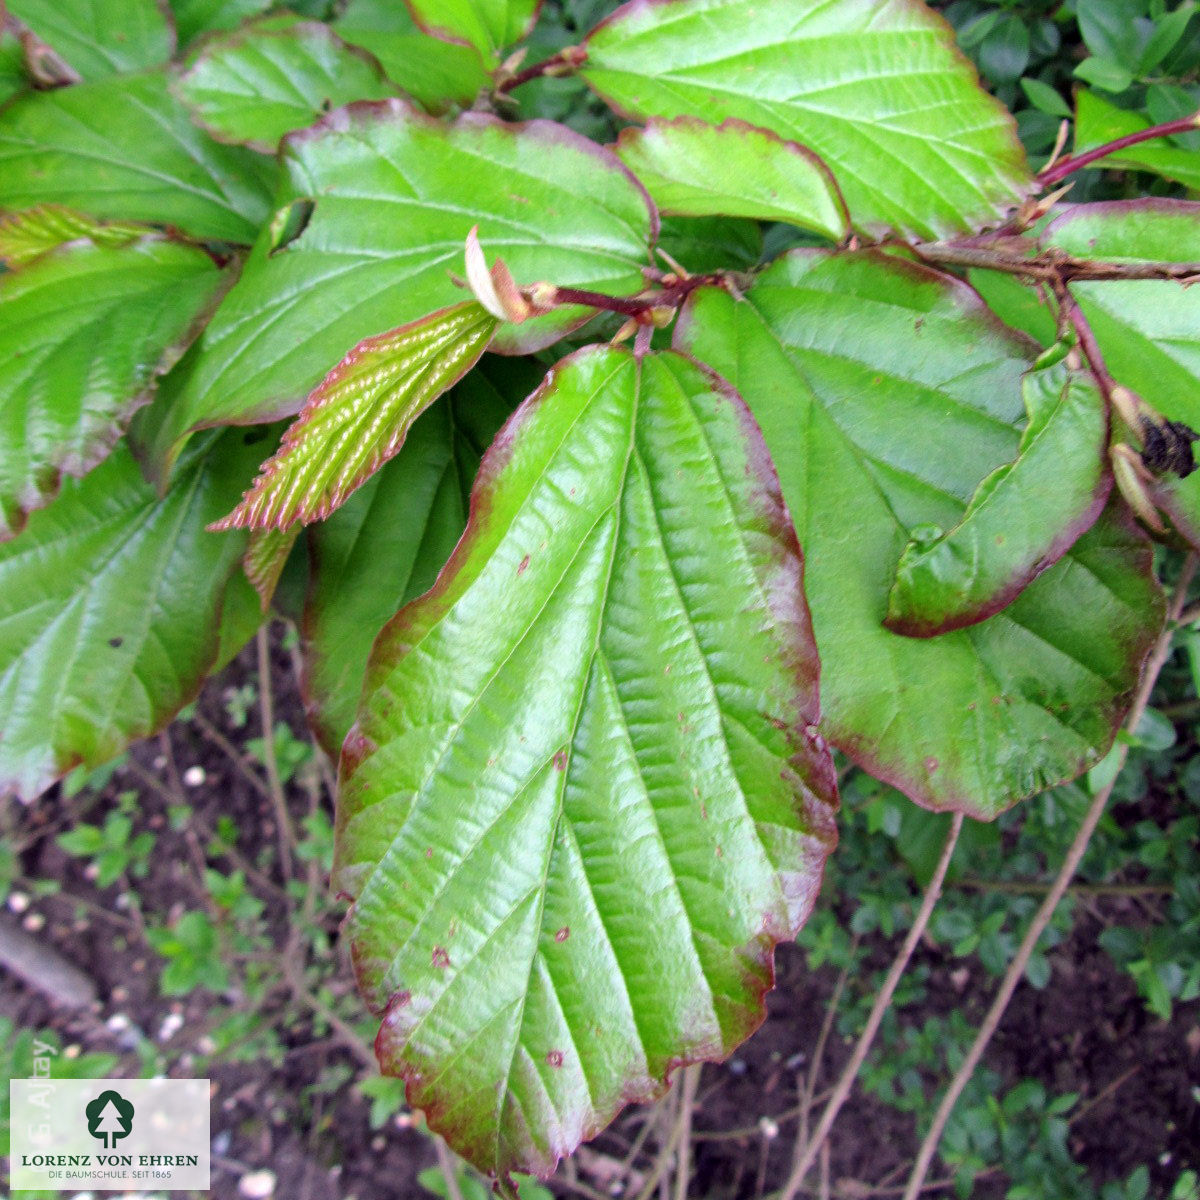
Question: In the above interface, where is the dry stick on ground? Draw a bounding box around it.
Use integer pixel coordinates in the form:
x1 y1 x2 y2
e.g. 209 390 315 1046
900 554 1199 1200
256 623 297 884
779 813 965 1200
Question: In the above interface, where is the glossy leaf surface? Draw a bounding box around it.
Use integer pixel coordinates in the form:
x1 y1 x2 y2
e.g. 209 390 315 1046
335 347 838 1175
407 0 539 64
176 18 399 151
0 235 228 540
677 252 1163 816
582 0 1030 239
214 302 498 531
1043 198 1200 262
886 361 1109 636
615 118 847 240
0 434 261 799
302 357 538 755
0 71 276 243
149 100 654 471
333 0 490 114
5 0 173 80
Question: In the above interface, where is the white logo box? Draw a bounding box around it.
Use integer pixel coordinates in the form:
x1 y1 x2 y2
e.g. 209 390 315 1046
9 1078 210 1192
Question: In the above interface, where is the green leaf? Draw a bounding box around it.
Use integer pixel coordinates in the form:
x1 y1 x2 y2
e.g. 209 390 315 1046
1045 200 1200 548
0 234 228 540
614 117 847 241
1042 198 1200 262
243 525 300 611
176 17 400 152
1020 77 1072 119
407 0 539 65
1073 56 1135 95
333 0 491 114
0 71 277 243
4 0 173 81
302 356 537 755
0 19 28 106
1138 4 1197 75
581 0 1031 239
657 213 762 275
1074 90 1200 191
0 205 150 268
977 14 1029 86
676 251 1164 817
1076 0 1149 69
141 99 653 473
967 269 1059 347
0 432 263 800
886 362 1110 636
335 346 837 1175
169 0 273 48
213 302 498 530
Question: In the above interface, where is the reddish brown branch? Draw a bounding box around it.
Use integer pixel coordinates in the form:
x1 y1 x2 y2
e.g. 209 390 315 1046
496 44 587 93
1038 114 1200 187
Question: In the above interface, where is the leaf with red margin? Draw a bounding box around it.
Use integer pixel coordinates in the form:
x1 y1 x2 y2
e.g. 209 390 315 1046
615 117 849 241
175 16 400 153
333 0 491 115
5 0 173 81
0 235 231 542
140 98 656 480
302 355 540 758
582 0 1031 240
211 302 497 532
676 251 1164 818
334 346 837 1178
0 431 263 801
1045 200 1200 550
886 360 1111 636
406 0 540 65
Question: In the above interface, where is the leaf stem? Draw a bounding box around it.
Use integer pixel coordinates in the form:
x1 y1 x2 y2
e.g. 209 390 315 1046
551 274 724 321
779 813 964 1200
1037 114 1200 187
899 554 1198 1200
496 44 587 93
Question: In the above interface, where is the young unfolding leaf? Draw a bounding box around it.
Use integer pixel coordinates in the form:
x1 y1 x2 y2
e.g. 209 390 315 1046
335 346 837 1177
615 117 849 241
302 357 538 755
886 361 1110 636
333 0 491 115
0 236 229 541
582 0 1031 239
212 302 498 531
0 205 150 268
5 0 173 81
677 252 1163 818
143 99 654 477
0 71 277 242
0 433 263 800
176 18 400 152
407 0 539 65
244 526 300 612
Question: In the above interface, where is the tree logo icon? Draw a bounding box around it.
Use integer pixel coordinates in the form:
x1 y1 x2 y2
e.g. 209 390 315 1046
85 1089 135 1149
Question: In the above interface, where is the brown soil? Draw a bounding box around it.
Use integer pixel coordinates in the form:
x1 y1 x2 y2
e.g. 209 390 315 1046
3 635 1198 1200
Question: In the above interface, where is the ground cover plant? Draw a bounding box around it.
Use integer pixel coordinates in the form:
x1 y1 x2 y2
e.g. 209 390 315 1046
2 0 1200 1196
